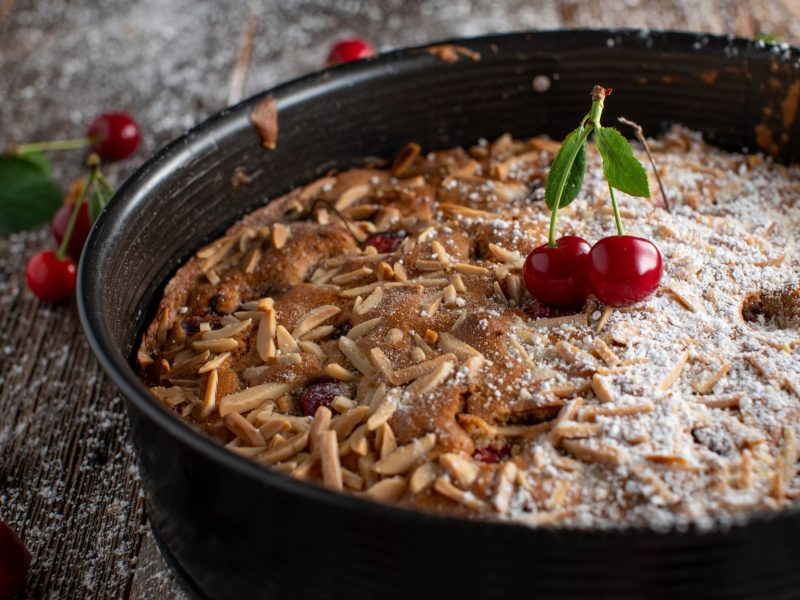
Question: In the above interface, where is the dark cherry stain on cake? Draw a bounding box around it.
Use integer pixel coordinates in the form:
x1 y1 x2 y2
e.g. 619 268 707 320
298 381 353 417
363 232 404 253
473 444 511 464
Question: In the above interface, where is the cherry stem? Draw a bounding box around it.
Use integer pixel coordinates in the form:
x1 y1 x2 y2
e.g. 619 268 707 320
13 135 99 155
607 184 625 236
617 116 671 213
56 154 100 261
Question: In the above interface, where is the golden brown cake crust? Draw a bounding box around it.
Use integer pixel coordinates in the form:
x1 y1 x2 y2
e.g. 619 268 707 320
139 127 800 530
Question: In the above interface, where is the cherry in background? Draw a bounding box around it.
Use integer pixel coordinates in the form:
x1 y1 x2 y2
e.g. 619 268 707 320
0 521 30 600
298 381 352 417
522 235 591 308
588 235 663 306
326 38 374 65
86 112 141 162
51 203 91 261
25 251 77 303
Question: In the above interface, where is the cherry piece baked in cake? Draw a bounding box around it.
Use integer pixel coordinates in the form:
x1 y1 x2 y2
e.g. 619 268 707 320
138 127 800 529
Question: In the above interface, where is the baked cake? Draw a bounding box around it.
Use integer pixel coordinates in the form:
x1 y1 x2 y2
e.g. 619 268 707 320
137 127 800 530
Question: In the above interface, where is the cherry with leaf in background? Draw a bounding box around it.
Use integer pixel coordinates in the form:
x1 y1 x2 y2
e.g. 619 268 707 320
588 235 663 306
523 235 591 307
0 521 31 600
51 202 91 260
326 38 374 65
363 231 404 253
86 112 141 162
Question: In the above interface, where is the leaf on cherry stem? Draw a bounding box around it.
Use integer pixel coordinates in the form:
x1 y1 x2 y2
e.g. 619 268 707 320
0 157 61 235
594 126 650 198
544 125 588 211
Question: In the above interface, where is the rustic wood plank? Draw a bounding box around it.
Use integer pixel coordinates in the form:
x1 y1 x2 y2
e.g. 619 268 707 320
0 1 796 598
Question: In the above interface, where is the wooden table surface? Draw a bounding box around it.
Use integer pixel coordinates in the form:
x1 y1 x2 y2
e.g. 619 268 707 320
2 1 799 597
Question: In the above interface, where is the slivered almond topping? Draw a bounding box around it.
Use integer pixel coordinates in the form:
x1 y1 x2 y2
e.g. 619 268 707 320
488 243 523 266
554 422 602 440
492 461 518 514
219 382 292 416
451 272 466 293
508 335 534 368
591 374 615 403
364 476 407 502
342 468 364 491
691 361 730 394
591 337 620 366
348 317 381 339
549 398 585 447
242 245 261 274
595 305 613 333
192 338 239 353
415 259 445 271
563 439 630 465
201 237 236 272
635 468 680 505
325 362 358 381
198 352 231 374
754 252 785 267
291 305 341 338
410 347 427 363
338 336 373 376
331 406 369 440
434 477 487 510
331 267 374 285
256 431 309 465
411 331 434 356
276 325 299 354
223 412 266 447
546 480 571 510
439 453 479 488
347 424 370 456
436 332 481 360
644 454 693 469
256 314 276 361
780 426 798 485
406 360 455 395
156 308 170 347
580 402 655 421
373 433 436 475
300 175 337 201
442 284 458 307
272 223 291 249
376 262 394 280
299 325 335 341
368 383 387 415
205 269 221 285
439 203 499 219
454 262 490 275
369 347 395 382
335 183 370 211
531 313 588 329
431 240 452 264
377 422 397 458
203 318 253 340
392 261 408 281
367 397 396 431
200 369 219 417
694 394 742 409
656 350 689 393
409 462 440 494
492 281 508 305
391 142 421 176
421 291 443 317
320 430 343 491
309 406 332 453
354 286 384 315
331 395 355 413
259 418 291 441
298 340 326 362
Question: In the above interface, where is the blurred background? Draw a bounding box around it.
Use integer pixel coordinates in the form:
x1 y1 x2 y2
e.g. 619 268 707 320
1 1 799 598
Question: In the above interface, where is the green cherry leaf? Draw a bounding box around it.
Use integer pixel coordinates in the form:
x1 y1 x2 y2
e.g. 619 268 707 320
544 125 588 211
594 126 650 198
0 156 62 235
16 151 52 175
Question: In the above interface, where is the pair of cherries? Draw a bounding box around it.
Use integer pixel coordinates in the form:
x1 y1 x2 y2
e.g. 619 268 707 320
522 235 663 308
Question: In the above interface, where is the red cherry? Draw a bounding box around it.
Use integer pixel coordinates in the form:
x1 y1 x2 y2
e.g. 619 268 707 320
363 232 403 254
588 236 663 306
25 251 77 303
87 112 141 161
51 203 91 260
0 521 30 600
326 38 374 65
298 381 352 417
522 236 591 307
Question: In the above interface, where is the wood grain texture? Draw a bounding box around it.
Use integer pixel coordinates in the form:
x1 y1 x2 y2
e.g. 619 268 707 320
1 1 798 598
